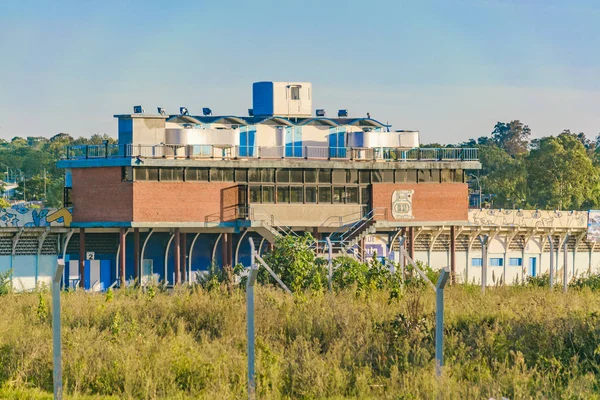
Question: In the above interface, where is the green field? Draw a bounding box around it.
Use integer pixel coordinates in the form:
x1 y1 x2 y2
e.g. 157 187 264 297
1 283 599 399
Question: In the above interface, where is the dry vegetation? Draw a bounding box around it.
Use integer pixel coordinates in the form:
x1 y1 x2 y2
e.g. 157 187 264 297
0 283 599 399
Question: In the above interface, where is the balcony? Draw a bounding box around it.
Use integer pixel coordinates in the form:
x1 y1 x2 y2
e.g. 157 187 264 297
65 144 478 162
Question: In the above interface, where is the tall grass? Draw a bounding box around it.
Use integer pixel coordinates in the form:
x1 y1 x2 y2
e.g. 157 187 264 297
1 284 599 399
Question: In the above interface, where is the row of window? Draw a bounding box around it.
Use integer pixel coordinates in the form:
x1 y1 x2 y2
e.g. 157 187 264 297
125 167 465 184
248 185 369 204
471 257 523 267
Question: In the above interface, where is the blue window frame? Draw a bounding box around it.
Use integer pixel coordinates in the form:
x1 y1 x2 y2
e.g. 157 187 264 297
329 127 346 158
509 257 522 267
239 126 256 157
472 258 482 267
285 127 302 157
490 258 503 267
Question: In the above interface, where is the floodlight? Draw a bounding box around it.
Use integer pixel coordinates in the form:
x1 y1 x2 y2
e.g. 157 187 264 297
133 105 144 114
157 107 166 115
316 109 326 117
202 107 212 116
338 109 348 118
180 107 189 116
248 108 254 116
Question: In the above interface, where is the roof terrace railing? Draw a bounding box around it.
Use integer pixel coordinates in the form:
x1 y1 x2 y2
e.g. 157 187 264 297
64 144 478 162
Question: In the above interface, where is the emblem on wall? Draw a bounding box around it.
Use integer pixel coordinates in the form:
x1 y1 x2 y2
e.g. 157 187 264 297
391 190 414 219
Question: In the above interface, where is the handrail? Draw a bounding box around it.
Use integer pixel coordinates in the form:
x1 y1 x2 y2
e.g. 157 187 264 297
64 144 479 162
245 206 299 238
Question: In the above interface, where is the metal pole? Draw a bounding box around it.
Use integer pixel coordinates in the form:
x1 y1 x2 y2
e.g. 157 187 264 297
478 235 488 293
563 234 569 292
548 235 554 289
435 267 450 377
53 259 65 400
247 238 259 400
326 236 333 291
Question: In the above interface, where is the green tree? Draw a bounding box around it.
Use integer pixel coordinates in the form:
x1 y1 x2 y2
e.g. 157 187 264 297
526 133 599 209
491 120 531 156
477 144 527 208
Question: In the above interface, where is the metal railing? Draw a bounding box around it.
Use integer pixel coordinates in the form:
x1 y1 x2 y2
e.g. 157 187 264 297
64 144 479 162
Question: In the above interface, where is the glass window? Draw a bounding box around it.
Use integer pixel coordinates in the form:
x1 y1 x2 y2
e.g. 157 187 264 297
418 169 431 183
160 168 182 181
509 258 522 267
395 170 407 183
454 169 464 183
122 167 133 182
277 186 289 203
222 169 234 182
290 186 303 203
318 186 331 203
248 169 260 182
210 168 222 181
472 258 483 267
249 186 261 203
383 170 394 183
305 186 317 203
147 168 159 181
184 168 196 181
262 186 274 203
235 169 248 182
291 86 300 100
318 169 331 184
290 169 303 183
490 258 504 267
277 169 290 183
347 187 359 203
197 168 209 181
361 187 371 205
372 170 383 183
304 169 317 183
431 169 440 183
347 170 358 184
332 170 346 184
262 169 275 183
134 168 147 181
332 187 344 203
359 170 370 184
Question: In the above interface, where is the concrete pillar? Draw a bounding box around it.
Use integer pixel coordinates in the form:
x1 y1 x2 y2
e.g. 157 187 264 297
174 228 181 284
119 228 126 287
228 233 233 266
181 232 187 283
221 233 229 267
360 237 366 261
133 228 140 283
79 229 85 288
450 226 456 284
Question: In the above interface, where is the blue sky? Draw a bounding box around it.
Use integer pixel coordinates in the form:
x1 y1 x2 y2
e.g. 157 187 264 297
1 0 600 143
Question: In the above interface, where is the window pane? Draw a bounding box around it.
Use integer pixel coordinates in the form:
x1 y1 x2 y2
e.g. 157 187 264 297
235 169 248 182
290 169 303 183
147 168 159 181
122 167 133 182
290 186 303 203
332 170 346 184
372 170 383 183
277 169 290 183
197 168 209 181
305 169 317 183
184 168 196 181
277 186 289 203
318 186 331 203
262 186 274 203
172 168 183 181
318 169 331 184
383 170 394 183
134 168 147 181
333 187 344 203
248 169 260 182
160 168 172 181
262 169 275 183
431 169 440 183
395 170 407 183
305 186 317 203
222 169 234 182
347 170 358 184
210 168 222 181
418 169 430 183
472 258 482 267
359 170 370 184
250 186 261 203
454 169 464 183
360 187 371 205
347 187 359 203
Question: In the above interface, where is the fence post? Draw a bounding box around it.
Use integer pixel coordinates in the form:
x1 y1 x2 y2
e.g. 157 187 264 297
435 267 450 377
326 236 333 291
53 259 65 400
478 235 489 293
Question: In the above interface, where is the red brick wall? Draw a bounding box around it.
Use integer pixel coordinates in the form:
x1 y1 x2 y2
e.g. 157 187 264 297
133 182 240 223
71 167 133 222
372 183 468 222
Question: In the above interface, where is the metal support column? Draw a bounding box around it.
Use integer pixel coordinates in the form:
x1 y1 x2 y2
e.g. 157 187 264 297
181 232 187 283
478 234 489 293
408 226 415 260
450 226 456 284
174 228 181 285
435 267 450 377
562 234 569 292
79 228 85 288
133 228 140 283
52 260 65 400
548 235 554 289
119 228 126 287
